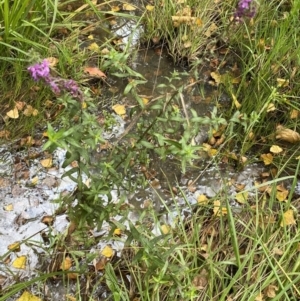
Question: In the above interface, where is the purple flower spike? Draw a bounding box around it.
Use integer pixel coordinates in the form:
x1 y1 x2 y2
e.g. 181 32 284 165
235 0 256 20
27 59 50 81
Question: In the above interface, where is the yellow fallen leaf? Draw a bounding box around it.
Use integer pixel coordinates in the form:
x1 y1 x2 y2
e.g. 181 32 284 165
231 93 241 109
204 22 218 37
213 200 227 216
267 103 276 112
276 190 289 202
8 242 21 252
270 145 283 154
40 158 52 168
88 42 100 52
276 78 289 87
122 3 136 10
146 5 154 11
113 228 122 236
260 153 273 165
112 104 126 115
101 245 114 258
210 71 223 85
265 284 278 298
235 191 248 204
197 194 208 205
111 5 120 12
31 176 39 185
6 107 19 119
16 291 42 301
280 209 296 227
161 224 170 234
12 255 26 269
46 57 59 67
60 256 72 270
23 105 39 117
276 126 300 143
82 101 87 109
4 204 13 211
290 109 299 119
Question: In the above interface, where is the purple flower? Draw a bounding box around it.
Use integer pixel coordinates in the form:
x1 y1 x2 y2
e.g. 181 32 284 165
28 59 83 100
46 78 61 94
27 59 50 81
235 0 256 20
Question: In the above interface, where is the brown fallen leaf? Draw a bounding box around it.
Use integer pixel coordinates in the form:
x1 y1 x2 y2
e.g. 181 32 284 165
83 66 106 78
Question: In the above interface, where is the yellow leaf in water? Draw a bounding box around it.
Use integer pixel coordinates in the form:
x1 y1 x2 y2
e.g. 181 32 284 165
280 209 296 227
231 93 241 109
270 145 283 154
6 107 19 119
60 256 72 270
88 42 100 52
101 245 114 258
276 126 300 143
17 291 42 301
146 5 154 11
112 104 126 115
213 200 227 216
197 194 208 205
8 242 21 252
276 190 289 202
260 153 273 165
40 158 52 168
235 191 249 204
161 224 170 234
12 255 26 269
4 204 13 211
122 3 136 10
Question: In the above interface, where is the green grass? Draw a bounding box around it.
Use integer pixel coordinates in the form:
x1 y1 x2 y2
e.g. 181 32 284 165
0 0 300 300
